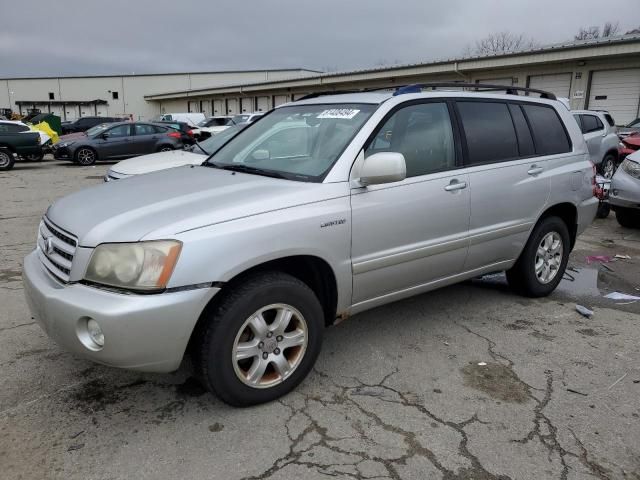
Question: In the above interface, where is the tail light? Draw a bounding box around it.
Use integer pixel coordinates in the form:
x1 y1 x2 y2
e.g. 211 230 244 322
187 130 194 137
167 132 181 139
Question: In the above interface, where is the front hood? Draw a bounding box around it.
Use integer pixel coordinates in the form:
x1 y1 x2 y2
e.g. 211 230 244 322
57 132 85 143
47 166 345 247
110 150 204 175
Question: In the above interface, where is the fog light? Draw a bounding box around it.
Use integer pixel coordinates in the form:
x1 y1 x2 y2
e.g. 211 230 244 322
86 319 104 347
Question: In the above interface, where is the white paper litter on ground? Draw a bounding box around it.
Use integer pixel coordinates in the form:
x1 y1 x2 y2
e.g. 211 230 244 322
604 292 640 301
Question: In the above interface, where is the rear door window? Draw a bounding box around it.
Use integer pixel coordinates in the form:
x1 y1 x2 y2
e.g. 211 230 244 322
522 105 571 155
581 115 603 133
134 124 156 135
457 101 519 165
508 104 535 156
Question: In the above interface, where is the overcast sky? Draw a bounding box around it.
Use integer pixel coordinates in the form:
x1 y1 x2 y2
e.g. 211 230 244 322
1 0 638 78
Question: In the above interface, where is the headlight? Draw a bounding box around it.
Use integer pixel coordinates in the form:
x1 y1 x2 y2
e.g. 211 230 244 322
59 141 75 148
621 159 640 179
85 240 182 291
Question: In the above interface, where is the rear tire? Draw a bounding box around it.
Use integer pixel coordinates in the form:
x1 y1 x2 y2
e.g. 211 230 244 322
0 149 15 171
158 145 173 152
615 208 640 228
195 272 324 407
596 202 610 219
600 154 617 179
506 216 570 297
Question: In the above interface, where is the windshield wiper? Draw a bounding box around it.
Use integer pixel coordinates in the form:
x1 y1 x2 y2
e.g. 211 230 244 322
209 163 288 179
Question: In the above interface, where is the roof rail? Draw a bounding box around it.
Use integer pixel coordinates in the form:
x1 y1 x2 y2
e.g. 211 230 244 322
394 82 557 100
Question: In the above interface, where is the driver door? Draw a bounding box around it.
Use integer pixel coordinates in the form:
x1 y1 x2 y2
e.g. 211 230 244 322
350 101 470 307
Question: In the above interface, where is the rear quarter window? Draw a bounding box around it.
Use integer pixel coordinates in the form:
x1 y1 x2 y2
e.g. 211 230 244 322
457 101 519 165
522 105 571 156
604 114 615 127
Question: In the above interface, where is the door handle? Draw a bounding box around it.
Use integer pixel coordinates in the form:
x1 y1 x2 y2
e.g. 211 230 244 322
528 165 544 176
444 180 467 192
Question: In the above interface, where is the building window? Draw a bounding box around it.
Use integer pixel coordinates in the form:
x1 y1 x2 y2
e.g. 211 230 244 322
48 92 55 100
112 91 119 100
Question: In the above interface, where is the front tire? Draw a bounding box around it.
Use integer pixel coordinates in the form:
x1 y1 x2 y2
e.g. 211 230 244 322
0 148 15 171
74 147 97 166
196 272 324 406
615 208 640 228
596 202 610 219
158 145 173 152
506 216 570 297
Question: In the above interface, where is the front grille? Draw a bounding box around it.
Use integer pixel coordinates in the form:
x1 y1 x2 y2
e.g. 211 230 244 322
37 217 77 282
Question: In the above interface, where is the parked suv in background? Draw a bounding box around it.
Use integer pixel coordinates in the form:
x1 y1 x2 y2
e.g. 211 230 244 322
23 84 597 406
61 116 122 134
572 110 619 178
52 121 183 165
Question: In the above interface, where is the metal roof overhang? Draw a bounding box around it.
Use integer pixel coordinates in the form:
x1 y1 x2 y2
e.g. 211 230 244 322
15 99 108 105
144 35 640 101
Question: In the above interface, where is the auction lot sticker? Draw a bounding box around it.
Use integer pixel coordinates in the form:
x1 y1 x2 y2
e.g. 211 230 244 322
317 109 360 119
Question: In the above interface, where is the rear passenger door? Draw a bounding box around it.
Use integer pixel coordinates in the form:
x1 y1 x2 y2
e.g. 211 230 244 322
456 101 567 271
350 101 470 306
132 123 160 155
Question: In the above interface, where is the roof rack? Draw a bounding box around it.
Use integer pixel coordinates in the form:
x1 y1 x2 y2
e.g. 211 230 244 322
296 82 557 102
394 83 557 100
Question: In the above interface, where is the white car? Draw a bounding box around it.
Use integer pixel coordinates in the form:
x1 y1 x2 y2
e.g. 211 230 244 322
105 124 246 181
571 110 620 178
192 116 234 139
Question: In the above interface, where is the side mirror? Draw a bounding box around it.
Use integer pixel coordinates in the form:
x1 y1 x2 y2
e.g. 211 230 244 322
100 132 110 140
359 152 406 186
251 149 270 161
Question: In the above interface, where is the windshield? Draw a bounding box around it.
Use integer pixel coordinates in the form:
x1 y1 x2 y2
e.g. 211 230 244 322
206 103 376 181
86 124 112 137
231 114 251 124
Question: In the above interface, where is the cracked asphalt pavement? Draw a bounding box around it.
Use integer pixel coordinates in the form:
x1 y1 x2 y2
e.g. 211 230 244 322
1 159 640 480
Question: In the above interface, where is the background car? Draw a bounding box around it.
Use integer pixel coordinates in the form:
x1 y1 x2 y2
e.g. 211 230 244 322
156 120 196 145
0 120 50 161
609 150 640 228
105 123 247 180
231 112 264 124
617 118 640 138
572 110 619 178
192 116 234 139
61 116 122 134
153 112 204 127
52 121 184 165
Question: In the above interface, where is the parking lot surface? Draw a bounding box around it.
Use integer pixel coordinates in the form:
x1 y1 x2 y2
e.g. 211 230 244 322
1 159 639 480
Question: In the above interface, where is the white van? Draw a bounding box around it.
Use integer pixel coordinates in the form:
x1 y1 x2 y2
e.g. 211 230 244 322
155 113 205 128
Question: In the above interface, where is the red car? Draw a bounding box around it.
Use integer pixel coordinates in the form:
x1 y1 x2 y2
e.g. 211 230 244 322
619 132 640 159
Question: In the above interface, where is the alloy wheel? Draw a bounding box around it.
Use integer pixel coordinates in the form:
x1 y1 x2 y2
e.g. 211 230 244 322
603 159 615 179
77 148 95 165
0 151 10 168
232 303 308 389
535 231 563 284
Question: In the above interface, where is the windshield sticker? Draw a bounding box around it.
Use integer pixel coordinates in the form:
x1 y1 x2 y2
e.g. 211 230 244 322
317 109 360 119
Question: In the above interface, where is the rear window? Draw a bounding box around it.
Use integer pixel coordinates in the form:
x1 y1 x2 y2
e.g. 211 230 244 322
457 101 519 164
0 123 29 133
522 105 571 155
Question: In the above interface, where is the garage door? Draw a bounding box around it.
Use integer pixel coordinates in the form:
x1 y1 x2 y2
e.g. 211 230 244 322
273 95 290 107
241 97 254 113
528 73 572 98
213 99 224 115
226 98 238 115
188 100 201 113
588 69 640 125
256 96 270 112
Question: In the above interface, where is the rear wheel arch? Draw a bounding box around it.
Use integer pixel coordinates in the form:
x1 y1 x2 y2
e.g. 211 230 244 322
536 203 578 249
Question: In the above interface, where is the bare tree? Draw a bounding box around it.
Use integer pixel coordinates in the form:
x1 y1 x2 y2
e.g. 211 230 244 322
464 31 539 56
574 21 620 40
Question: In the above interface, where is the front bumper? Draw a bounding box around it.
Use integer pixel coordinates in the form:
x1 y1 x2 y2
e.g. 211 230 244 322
104 170 130 182
52 145 73 160
609 167 640 209
22 251 219 372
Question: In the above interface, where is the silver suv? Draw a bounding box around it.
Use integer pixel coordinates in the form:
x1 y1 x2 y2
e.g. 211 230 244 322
572 110 619 178
23 85 598 406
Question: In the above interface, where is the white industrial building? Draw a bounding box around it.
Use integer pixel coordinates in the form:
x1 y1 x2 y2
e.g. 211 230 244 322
3 34 640 125
0 69 319 121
